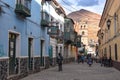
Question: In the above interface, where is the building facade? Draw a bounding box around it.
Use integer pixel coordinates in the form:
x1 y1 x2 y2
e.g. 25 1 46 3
74 20 99 56
0 0 62 79
43 0 66 66
98 0 120 70
0 0 76 79
64 18 77 62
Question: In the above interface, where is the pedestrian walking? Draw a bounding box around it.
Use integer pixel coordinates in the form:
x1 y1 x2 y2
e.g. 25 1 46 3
100 57 104 66
87 54 93 67
77 54 81 63
56 53 63 71
108 57 112 67
81 55 85 64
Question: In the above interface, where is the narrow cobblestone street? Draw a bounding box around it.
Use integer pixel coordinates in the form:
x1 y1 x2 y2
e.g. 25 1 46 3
20 62 120 80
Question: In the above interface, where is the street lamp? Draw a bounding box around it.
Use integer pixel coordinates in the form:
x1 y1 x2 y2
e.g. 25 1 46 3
107 19 111 30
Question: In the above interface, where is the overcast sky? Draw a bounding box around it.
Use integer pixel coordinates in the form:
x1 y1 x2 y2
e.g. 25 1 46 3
57 0 106 15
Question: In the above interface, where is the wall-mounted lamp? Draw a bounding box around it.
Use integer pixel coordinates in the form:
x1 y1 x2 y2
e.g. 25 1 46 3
107 19 111 30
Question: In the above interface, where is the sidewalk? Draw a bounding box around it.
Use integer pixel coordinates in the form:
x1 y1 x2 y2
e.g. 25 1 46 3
20 62 120 80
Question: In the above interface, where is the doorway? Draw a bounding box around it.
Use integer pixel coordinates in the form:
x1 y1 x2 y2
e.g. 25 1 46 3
9 33 17 75
115 44 118 60
40 40 44 66
28 38 33 70
49 45 53 66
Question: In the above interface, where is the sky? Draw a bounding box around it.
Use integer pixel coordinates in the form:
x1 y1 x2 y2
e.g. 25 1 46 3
57 0 106 15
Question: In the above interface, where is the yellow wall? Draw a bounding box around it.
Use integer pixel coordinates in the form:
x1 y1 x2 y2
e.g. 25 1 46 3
99 0 120 62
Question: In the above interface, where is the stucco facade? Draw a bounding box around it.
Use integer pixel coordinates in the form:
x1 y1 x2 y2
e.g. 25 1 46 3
0 0 76 79
0 0 57 79
98 0 120 70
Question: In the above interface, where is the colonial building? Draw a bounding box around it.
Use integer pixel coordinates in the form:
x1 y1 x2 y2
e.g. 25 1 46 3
98 0 120 70
43 0 66 66
0 0 76 79
64 18 77 61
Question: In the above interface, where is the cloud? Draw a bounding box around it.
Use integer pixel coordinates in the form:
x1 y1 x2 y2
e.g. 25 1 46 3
57 0 106 15
77 0 99 6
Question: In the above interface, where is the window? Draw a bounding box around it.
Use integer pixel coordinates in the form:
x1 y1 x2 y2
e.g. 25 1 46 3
44 12 49 21
114 13 117 35
114 44 118 60
16 0 31 9
81 25 82 28
84 25 86 28
104 48 107 57
15 0 31 17
109 45 111 58
24 0 31 9
82 31 85 35
41 11 49 21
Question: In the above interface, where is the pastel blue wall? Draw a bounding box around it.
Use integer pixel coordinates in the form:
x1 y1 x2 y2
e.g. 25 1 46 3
0 0 49 57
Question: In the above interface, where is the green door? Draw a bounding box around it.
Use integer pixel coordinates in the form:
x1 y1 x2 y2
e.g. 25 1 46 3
9 33 16 75
49 46 53 58
40 40 44 66
28 38 33 70
49 46 53 65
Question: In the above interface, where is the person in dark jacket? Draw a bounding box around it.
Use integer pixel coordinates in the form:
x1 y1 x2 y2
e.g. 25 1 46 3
57 53 63 71
108 57 112 67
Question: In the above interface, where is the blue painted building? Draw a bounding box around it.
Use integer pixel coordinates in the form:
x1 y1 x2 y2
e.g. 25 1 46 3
0 0 50 79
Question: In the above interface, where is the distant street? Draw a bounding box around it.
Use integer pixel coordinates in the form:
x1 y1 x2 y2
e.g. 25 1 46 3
20 62 120 80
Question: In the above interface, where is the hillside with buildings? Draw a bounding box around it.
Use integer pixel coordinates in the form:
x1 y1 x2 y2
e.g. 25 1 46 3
68 9 101 55
68 9 101 25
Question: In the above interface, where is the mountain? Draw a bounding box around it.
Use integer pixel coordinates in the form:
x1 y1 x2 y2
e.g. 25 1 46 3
67 9 101 25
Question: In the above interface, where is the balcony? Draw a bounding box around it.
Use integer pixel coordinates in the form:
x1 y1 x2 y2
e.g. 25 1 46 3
41 19 49 27
15 4 31 17
64 32 73 44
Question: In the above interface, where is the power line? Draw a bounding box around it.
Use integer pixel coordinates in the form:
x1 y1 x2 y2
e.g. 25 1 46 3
58 3 87 21
62 6 84 18
59 0 81 16
61 0 78 11
59 0 100 20
57 1 83 17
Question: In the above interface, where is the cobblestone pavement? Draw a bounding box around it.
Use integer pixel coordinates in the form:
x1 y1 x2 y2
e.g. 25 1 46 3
20 62 120 80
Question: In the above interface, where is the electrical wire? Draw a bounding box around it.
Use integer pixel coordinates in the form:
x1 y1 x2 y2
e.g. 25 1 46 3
57 2 83 17
61 0 78 11
58 0 100 20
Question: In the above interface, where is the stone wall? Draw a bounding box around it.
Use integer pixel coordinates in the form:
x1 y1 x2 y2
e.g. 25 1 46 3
113 60 120 71
34 57 40 72
44 57 50 69
1 56 75 80
0 59 8 80
20 58 28 77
